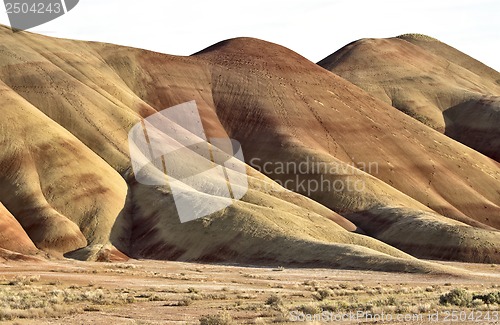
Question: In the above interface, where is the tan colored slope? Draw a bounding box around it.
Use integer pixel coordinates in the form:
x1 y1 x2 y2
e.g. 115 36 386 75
318 35 500 160
124 171 442 272
95 36 500 262
0 78 128 256
398 34 500 87
99 37 499 262
0 28 142 172
0 25 443 272
402 36 500 161
0 26 498 267
192 37 500 224
189 38 500 261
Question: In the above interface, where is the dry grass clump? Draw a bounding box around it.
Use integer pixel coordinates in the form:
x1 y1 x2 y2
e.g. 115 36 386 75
109 263 138 270
7 275 40 286
199 311 234 325
175 297 192 306
439 288 500 308
265 294 283 307
396 33 439 41
0 277 135 321
313 288 332 301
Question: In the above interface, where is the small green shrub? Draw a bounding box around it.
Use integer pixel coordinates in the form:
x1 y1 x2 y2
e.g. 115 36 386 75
439 289 472 307
473 292 500 305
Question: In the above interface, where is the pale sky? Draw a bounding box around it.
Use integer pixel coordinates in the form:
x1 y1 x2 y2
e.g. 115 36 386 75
1 0 499 71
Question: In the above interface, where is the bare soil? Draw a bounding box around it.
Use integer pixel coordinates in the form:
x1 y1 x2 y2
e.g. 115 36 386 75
0 260 499 324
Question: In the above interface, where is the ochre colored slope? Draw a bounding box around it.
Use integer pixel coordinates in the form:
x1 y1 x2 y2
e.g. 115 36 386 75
0 26 431 272
0 202 38 255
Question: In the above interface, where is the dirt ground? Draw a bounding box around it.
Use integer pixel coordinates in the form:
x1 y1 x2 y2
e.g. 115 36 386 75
0 259 499 324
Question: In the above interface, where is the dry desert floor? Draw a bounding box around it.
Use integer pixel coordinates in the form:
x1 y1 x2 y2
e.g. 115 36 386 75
0 260 499 324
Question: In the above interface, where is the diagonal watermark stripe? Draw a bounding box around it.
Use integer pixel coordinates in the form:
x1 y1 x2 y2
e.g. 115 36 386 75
128 101 248 223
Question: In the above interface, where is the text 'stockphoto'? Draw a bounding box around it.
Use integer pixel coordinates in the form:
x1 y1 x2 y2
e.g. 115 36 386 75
0 0 499 323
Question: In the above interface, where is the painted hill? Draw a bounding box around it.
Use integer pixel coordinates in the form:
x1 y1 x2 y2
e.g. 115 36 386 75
0 26 498 270
318 34 500 161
